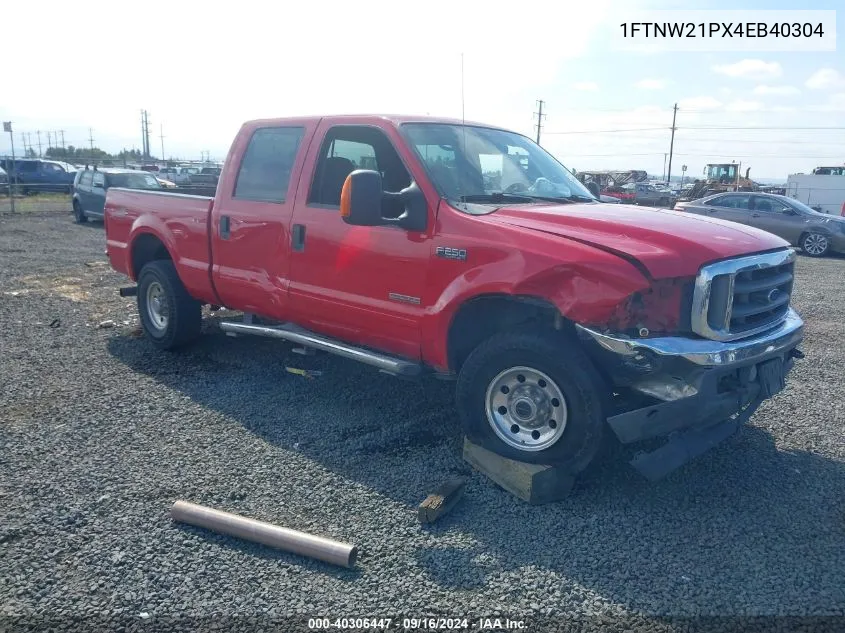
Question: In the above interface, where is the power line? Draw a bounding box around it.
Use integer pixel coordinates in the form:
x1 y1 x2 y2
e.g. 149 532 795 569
545 127 668 135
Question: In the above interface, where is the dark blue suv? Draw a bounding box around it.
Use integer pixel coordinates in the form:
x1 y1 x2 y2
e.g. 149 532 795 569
1 158 78 193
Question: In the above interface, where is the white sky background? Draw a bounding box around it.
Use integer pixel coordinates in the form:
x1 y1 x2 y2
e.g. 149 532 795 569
1 0 843 180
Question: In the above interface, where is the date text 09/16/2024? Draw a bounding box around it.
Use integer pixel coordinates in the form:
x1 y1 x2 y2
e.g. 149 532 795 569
619 22 825 38
307 617 527 630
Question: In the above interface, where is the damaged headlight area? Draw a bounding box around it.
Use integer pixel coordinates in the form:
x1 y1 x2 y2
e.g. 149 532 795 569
601 276 695 338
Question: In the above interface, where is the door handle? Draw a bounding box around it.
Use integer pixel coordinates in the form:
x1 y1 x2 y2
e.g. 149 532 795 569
292 224 306 252
220 215 231 239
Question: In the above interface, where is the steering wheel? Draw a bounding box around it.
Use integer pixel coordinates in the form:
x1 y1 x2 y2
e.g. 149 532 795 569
505 182 528 193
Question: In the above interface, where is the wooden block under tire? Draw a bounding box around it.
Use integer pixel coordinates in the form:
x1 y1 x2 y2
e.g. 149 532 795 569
417 477 467 524
462 437 575 504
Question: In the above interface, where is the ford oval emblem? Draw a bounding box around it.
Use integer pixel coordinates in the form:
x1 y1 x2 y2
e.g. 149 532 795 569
767 288 781 302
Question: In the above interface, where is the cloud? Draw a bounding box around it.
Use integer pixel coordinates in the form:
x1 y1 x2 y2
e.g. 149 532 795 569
572 82 599 91
712 59 782 80
725 100 764 112
753 85 800 96
805 68 845 90
679 96 723 110
635 78 665 90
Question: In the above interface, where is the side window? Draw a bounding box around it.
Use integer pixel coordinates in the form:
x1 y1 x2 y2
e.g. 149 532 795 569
92 172 105 187
308 126 411 207
80 171 93 187
754 197 790 213
714 195 751 209
233 126 304 203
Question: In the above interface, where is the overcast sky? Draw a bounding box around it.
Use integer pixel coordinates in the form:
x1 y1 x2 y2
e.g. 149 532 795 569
1 0 843 180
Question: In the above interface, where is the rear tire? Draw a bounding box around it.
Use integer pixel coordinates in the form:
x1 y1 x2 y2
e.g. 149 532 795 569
455 331 606 472
801 232 830 257
73 200 87 223
137 260 202 350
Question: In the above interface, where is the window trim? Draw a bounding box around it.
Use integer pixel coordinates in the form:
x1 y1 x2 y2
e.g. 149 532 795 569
232 125 305 204
306 124 415 211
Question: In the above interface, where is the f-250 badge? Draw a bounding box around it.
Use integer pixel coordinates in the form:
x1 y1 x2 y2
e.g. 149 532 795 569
436 246 468 261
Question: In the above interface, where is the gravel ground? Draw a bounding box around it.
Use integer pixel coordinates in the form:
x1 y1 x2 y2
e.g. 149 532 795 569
1 210 844 632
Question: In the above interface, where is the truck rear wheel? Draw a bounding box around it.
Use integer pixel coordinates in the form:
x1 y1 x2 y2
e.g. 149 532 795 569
137 260 202 350
455 331 605 472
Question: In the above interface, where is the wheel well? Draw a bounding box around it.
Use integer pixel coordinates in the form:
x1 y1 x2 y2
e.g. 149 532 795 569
131 233 171 280
447 295 569 373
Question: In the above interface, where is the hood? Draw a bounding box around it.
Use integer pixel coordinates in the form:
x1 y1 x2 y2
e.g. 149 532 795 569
482 203 789 279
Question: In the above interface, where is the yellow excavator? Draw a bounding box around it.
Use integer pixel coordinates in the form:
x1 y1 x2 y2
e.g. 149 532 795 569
678 162 758 201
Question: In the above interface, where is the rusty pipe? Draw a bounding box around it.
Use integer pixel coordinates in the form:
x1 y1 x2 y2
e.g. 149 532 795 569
170 500 358 568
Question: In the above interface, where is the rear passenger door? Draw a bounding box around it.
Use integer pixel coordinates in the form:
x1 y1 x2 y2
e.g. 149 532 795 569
210 123 314 318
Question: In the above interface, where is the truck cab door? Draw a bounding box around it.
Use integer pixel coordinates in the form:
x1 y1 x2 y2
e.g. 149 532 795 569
209 122 315 318
287 120 435 360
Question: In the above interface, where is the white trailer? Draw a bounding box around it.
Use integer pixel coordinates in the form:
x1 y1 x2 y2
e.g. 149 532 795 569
786 170 845 216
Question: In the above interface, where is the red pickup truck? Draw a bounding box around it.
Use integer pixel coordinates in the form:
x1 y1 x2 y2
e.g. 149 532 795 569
104 115 805 481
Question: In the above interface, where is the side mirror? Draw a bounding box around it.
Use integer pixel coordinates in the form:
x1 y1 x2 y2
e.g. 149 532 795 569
340 170 427 232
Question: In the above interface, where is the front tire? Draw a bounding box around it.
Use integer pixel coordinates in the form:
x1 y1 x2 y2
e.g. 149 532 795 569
137 260 202 350
73 200 87 223
801 232 830 257
456 331 606 472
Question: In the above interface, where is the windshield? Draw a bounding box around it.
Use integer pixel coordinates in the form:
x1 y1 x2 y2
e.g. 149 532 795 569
402 123 595 209
107 173 162 190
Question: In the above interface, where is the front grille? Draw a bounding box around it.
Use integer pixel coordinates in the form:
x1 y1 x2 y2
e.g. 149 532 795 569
691 250 796 342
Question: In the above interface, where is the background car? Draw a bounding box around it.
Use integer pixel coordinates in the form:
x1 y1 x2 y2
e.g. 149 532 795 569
675 192 845 257
72 168 161 223
0 158 77 194
0 166 8 194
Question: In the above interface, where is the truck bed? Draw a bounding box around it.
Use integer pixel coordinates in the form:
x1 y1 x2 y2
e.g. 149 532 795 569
105 188 218 304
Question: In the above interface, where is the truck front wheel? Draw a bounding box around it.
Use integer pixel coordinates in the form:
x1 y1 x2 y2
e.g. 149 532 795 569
137 260 202 350
456 331 605 472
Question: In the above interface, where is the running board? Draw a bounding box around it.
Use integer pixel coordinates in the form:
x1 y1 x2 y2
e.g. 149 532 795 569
218 321 422 377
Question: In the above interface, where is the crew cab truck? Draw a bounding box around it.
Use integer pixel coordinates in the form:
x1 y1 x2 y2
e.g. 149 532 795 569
104 115 805 481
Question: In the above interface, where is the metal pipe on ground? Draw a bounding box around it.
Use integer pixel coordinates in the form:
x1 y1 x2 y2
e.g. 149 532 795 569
170 500 358 568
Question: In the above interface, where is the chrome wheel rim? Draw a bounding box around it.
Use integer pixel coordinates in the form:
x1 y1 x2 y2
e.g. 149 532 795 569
485 366 568 452
804 234 828 255
145 281 169 331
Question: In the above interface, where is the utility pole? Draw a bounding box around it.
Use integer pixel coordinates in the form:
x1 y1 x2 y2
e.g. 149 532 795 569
36 130 42 157
662 153 667 181
59 130 66 153
159 123 165 162
3 121 15 213
26 133 32 156
88 127 95 159
20 132 27 154
666 103 678 185
534 99 546 145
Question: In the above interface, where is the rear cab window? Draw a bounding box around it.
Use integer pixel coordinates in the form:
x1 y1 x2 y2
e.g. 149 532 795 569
233 127 305 203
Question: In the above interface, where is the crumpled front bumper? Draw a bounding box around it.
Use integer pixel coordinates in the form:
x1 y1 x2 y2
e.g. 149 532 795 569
575 308 805 480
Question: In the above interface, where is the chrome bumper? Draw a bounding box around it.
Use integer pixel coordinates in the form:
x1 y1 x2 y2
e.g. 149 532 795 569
575 307 804 368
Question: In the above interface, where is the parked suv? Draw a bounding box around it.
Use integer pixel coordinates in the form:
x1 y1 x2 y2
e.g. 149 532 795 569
676 192 845 257
72 168 161 223
0 158 78 194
